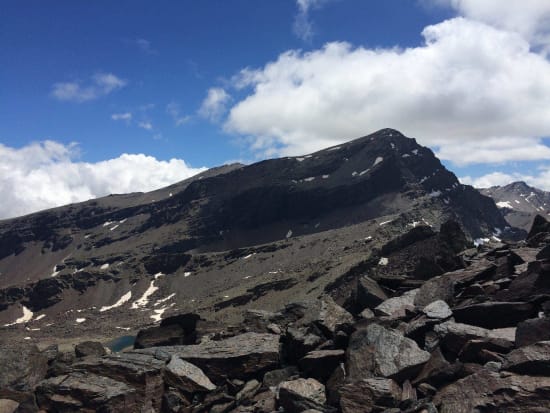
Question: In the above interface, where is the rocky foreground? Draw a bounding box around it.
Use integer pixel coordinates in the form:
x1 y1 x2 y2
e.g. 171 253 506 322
2 215 550 412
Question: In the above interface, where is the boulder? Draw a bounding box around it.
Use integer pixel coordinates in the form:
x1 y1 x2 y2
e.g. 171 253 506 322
36 372 137 412
515 317 550 347
235 379 261 403
316 297 354 337
0 399 19 413
434 369 550 412
527 214 550 242
277 378 327 412
284 327 324 363
357 276 388 309
453 301 536 329
346 324 430 381
263 366 299 389
414 275 455 308
375 289 418 318
134 312 201 349
0 343 48 392
434 321 514 356
74 341 106 358
537 244 550 260
164 355 216 393
299 350 345 382
135 332 280 383
339 378 402 413
422 300 452 319
458 338 514 363
73 352 165 411
413 347 462 387
503 341 550 375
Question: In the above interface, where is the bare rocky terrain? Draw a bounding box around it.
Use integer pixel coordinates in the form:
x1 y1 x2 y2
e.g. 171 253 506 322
3 129 549 412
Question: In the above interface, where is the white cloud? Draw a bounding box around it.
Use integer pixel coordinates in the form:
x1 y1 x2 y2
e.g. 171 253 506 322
0 140 206 219
52 73 127 102
460 168 550 190
166 102 191 126
138 121 153 130
427 0 550 50
224 18 550 164
293 0 332 41
111 112 132 122
199 88 231 122
136 38 155 54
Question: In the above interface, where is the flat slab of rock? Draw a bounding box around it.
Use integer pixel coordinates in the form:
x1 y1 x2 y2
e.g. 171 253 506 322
434 321 515 356
503 341 550 375
339 378 402 413
453 301 536 329
347 324 430 381
164 355 216 393
36 372 137 412
73 352 165 411
434 369 550 412
278 378 327 412
135 332 280 383
375 289 418 318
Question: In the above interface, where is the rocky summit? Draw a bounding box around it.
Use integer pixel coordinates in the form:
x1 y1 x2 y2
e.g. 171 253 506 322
482 181 550 232
2 129 549 412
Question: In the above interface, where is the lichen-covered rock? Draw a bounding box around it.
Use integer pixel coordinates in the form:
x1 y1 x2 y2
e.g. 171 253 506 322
164 355 216 393
278 378 327 412
339 378 402 413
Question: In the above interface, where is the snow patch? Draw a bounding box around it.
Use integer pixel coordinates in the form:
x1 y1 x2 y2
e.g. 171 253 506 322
379 219 393 226
4 305 34 326
154 293 176 306
296 157 305 162
351 171 358 177
50 265 60 277
103 221 112 227
110 224 119 231
514 200 521 204
428 190 441 198
359 169 370 176
327 146 341 151
100 263 110 270
34 314 46 321
378 257 389 266
373 157 383 167
119 218 127 224
131 280 159 309
184 272 191 277
412 149 419 155
76 318 86 323
286 229 293 238
99 291 132 312
402 154 410 158
474 238 491 247
151 308 166 322
243 253 255 260
303 177 315 182
116 326 131 331
322 175 329 179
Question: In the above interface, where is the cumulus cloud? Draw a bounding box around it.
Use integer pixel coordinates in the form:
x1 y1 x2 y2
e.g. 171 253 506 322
0 140 206 219
223 18 550 164
460 168 550 190
427 0 550 50
111 112 132 122
199 88 231 122
52 73 127 102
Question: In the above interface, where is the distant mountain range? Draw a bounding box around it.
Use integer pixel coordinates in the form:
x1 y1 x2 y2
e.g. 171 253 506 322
481 181 550 231
0 129 510 345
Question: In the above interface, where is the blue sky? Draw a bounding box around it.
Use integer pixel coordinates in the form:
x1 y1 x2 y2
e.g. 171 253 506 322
2 0 550 218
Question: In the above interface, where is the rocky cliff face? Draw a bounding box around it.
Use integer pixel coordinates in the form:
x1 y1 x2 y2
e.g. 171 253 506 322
0 129 509 346
481 181 550 231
